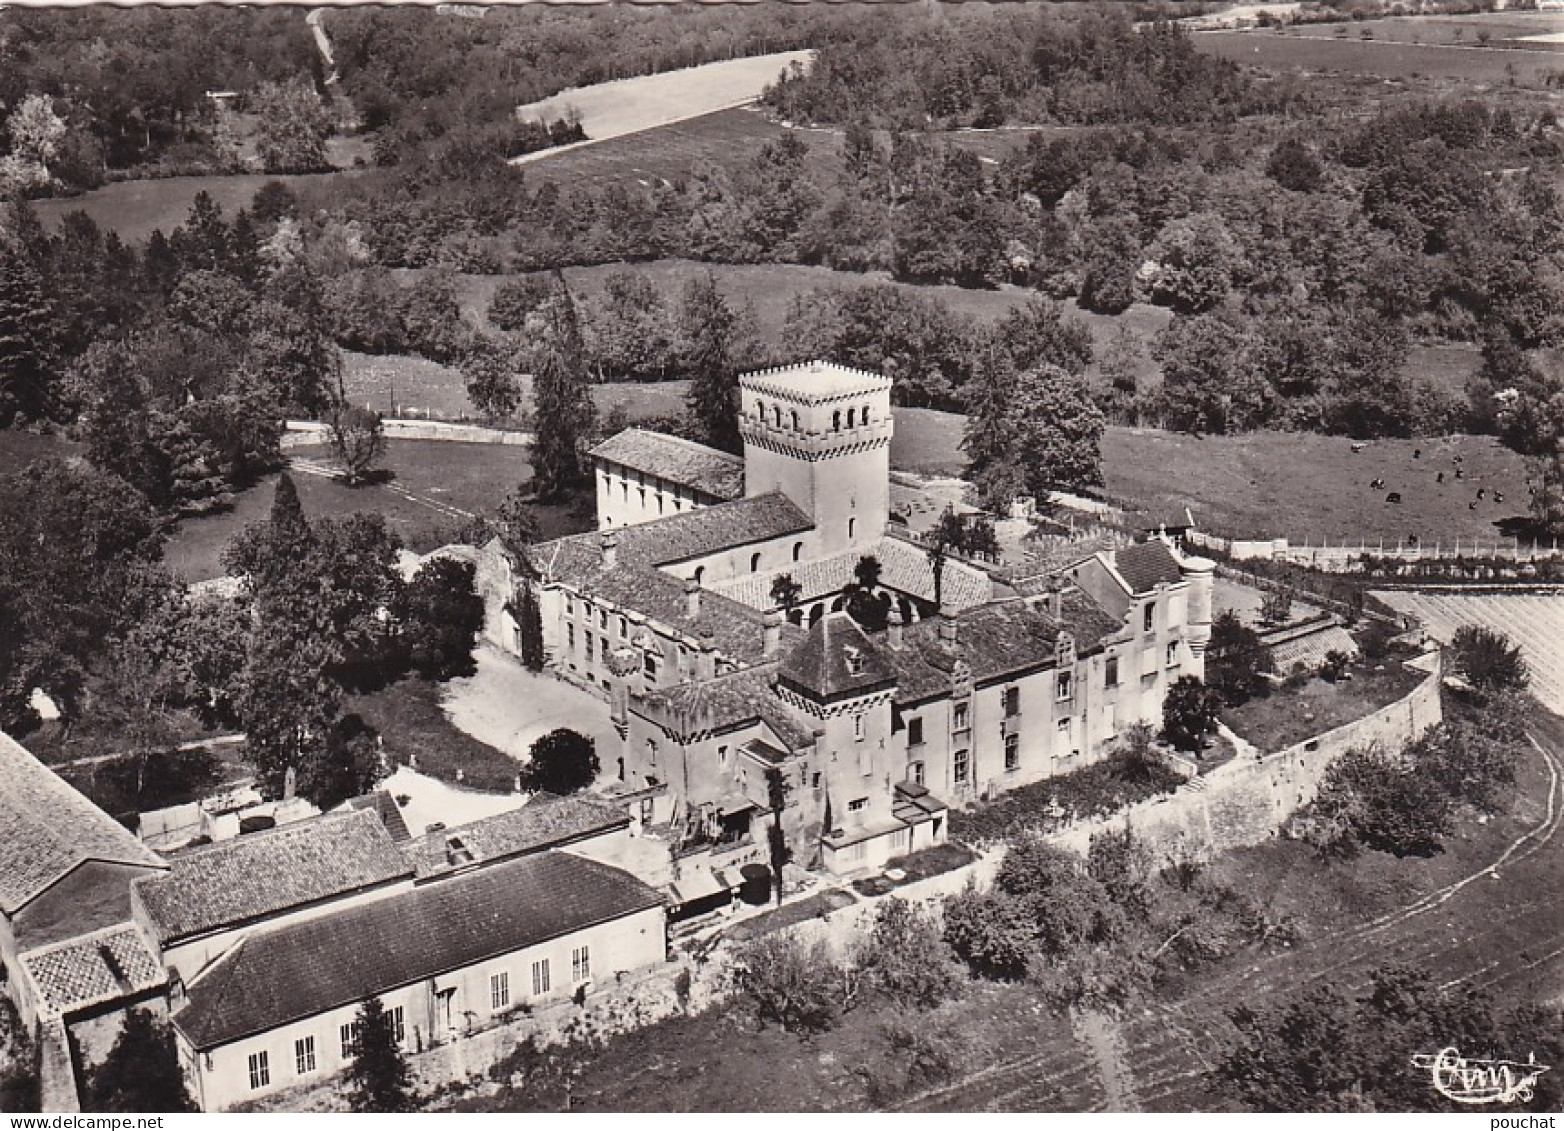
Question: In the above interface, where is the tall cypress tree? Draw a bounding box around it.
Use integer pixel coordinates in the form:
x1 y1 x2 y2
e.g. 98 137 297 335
530 276 596 501
679 272 741 454
0 248 60 428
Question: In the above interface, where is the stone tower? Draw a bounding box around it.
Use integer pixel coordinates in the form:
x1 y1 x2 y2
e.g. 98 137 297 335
738 361 893 556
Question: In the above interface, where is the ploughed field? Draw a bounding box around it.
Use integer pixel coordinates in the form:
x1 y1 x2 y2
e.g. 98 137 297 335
1373 591 1564 715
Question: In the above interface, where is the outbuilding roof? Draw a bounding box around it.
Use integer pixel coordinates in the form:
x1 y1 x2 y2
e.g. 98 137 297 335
134 810 411 945
590 429 745 501
20 924 165 1021
174 852 663 1050
403 793 630 880
1108 540 1186 595
0 731 165 916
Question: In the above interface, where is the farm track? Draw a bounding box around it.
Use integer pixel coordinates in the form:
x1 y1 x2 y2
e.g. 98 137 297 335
895 736 1564 1113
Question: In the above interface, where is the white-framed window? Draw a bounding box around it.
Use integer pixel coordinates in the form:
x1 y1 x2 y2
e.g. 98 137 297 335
644 652 658 678
1005 733 1020 771
953 702 970 731
907 716 924 746
491 971 510 1011
953 748 969 783
572 946 591 983
1143 602 1155 633
853 712 866 741
844 840 867 864
1004 686 1021 717
1167 641 1180 667
646 738 657 766
567 624 576 650
848 797 868 813
532 959 551 996
340 1021 361 1060
1056 672 1073 702
294 1036 316 1077
248 1050 270 1090
908 761 925 786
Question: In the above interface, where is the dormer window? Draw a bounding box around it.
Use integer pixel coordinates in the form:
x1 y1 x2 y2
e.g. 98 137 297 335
845 646 864 676
1143 602 1155 633
445 835 475 866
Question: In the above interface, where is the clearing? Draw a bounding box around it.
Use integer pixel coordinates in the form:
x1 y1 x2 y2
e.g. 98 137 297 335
440 644 621 762
512 51 814 166
1221 657 1426 753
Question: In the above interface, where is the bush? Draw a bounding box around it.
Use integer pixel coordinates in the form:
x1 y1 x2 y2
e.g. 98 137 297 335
1162 675 1223 753
854 898 964 1009
521 728 598 795
1450 625 1529 696
1294 745 1453 858
730 933 859 1033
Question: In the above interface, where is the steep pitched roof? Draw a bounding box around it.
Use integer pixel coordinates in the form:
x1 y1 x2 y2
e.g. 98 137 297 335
134 810 411 945
741 360 891 403
708 535 991 613
639 665 818 751
0 731 165 915
174 852 663 1050
20 924 165 1021
403 793 630 880
778 612 898 703
590 429 745 501
1110 540 1185 595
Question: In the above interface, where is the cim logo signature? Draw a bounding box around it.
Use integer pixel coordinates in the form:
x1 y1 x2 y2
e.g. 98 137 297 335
1410 1047 1551 1106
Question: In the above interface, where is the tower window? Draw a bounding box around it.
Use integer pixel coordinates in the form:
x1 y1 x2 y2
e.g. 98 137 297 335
848 517 857 540
793 541 803 562
775 405 784 427
853 712 865 740
862 404 871 424
833 410 841 431
1144 602 1155 633
791 410 800 431
757 399 766 421
750 552 761 573
847 407 856 428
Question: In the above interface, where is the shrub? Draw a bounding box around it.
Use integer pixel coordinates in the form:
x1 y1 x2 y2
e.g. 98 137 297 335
1450 626 1529 696
854 898 964 1009
1162 675 1222 753
729 933 859 1033
521 728 598 795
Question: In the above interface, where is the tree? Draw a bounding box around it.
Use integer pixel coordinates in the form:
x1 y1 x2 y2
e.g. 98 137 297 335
461 335 522 420
252 78 334 175
1302 745 1453 859
854 897 963 1009
730 933 859 1034
679 272 741 454
0 247 61 427
765 765 791 906
769 572 802 617
1207 610 1276 706
1162 675 1221 753
964 360 1105 509
1450 625 1529 695
85 1009 196 1113
530 278 596 500
1076 214 1141 315
523 728 598 795
328 401 387 486
301 713 385 812
1098 324 1145 425
344 998 415 1113
397 556 483 680
584 269 675 382
1153 312 1273 435
1145 212 1238 315
1266 137 1324 193
1529 443 1564 536
487 275 553 332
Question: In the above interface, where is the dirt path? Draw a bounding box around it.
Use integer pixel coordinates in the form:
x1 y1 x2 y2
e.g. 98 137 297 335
306 9 338 86
1072 1010 1142 1113
896 733 1564 1112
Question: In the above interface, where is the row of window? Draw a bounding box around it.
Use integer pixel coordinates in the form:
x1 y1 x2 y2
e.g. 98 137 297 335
246 1007 409 1091
754 401 875 432
490 949 590 1011
567 625 662 677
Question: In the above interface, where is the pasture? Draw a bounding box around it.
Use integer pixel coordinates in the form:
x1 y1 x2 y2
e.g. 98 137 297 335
512 51 813 163
160 439 590 582
0 431 78 476
1196 22 1564 85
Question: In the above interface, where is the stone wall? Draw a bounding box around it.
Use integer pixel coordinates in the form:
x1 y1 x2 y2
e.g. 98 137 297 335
282 420 533 449
1046 656 1443 862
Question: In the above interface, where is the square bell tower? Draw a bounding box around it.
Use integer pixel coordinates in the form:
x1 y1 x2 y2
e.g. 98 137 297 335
738 361 893 556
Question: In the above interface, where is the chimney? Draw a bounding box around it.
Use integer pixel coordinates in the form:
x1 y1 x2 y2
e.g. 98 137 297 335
684 576 701 619
1048 584 1064 621
938 604 958 648
763 608 783 658
601 530 618 569
697 630 717 679
887 605 904 650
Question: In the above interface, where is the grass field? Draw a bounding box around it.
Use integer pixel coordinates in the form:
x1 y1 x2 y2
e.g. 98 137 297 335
160 440 592 582
30 170 364 244
1197 23 1564 85
1222 658 1426 752
513 51 813 161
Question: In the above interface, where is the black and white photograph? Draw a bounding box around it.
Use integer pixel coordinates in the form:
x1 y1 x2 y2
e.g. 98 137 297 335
0 0 1562 1117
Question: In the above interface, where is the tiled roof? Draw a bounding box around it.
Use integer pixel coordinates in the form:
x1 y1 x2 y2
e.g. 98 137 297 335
174 852 664 1050
1266 623 1360 673
740 360 891 403
708 536 991 613
0 731 166 915
640 665 818 751
779 612 898 703
1111 540 1186 595
404 793 630 880
531 499 811 665
885 596 1118 704
134 810 411 945
341 791 412 843
20 925 165 1020
591 430 745 501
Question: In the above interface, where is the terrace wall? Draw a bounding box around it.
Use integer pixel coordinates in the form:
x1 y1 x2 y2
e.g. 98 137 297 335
1045 655 1443 862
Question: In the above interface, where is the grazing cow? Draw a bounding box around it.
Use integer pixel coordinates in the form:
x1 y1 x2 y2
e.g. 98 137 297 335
1477 488 1486 500
1494 491 1504 504
1408 533 1419 546
1413 449 1422 459
1370 477 1386 490
1470 501 1479 510
1456 468 1465 480
1454 454 1464 464
1386 492 1402 505
1437 471 1445 483
1351 443 1366 453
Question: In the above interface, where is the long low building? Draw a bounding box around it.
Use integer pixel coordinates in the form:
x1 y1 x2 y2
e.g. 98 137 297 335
172 850 666 1111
